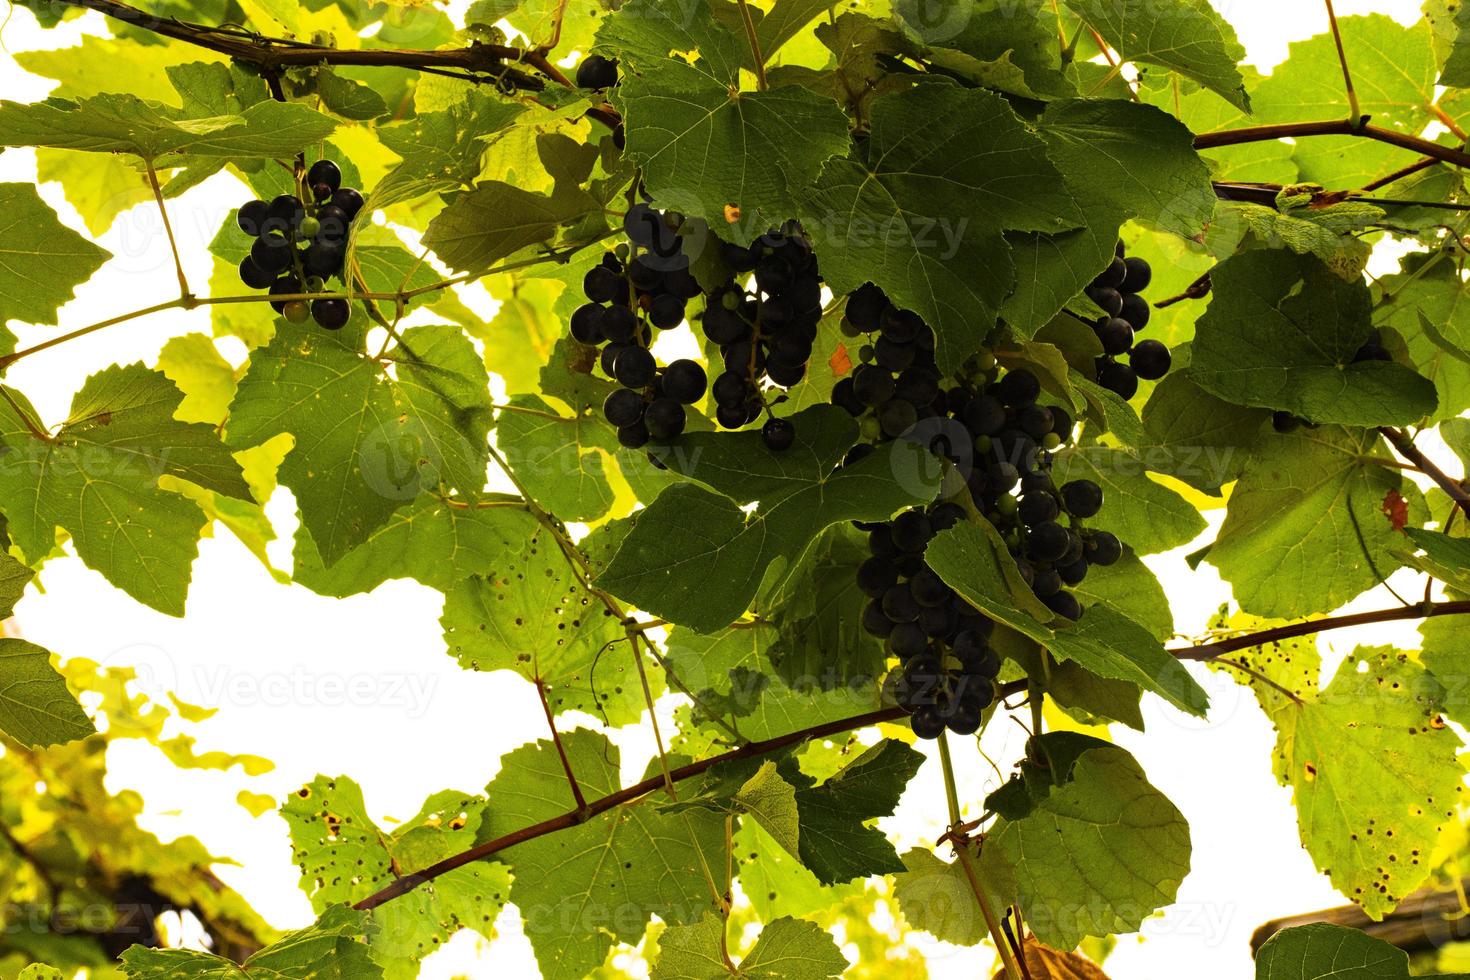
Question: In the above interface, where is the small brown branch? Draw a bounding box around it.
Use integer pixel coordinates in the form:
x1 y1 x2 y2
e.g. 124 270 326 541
734 0 768 90
1323 0 1361 124
1174 600 1470 662
1380 427 1470 518
536 679 587 814
1194 120 1470 171
1155 270 1213 309
351 599 1470 914
55 0 547 89
144 161 190 300
1214 657 1306 706
1361 156 1441 193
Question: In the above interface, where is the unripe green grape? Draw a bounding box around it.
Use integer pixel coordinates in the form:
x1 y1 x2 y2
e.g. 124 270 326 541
305 276 326 293
283 300 311 323
300 216 321 239
996 494 1018 516
974 435 992 454
614 242 630 261
1041 432 1062 451
860 415 882 442
974 351 997 371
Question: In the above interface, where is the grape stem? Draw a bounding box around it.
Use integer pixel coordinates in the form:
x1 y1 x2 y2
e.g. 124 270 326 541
1380 426 1470 518
144 161 191 302
535 679 589 814
50 0 547 90
937 734 1024 980
1322 0 1362 125
350 597 1470 913
1195 119 1470 171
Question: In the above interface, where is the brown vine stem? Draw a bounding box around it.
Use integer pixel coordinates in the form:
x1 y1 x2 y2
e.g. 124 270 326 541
734 0 768 90
52 0 546 89
1322 0 1361 124
352 598 1470 913
1360 155 1441 193
536 679 587 813
1194 120 1470 171
938 734 1022 980
1380 427 1470 518
144 161 191 300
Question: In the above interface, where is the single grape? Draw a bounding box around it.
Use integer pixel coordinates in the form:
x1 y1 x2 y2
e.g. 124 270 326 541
1085 531 1122 566
238 255 274 289
283 299 311 324
1097 317 1134 356
1091 255 1127 290
570 303 605 345
329 187 365 221
644 398 686 440
648 294 686 329
762 416 796 451
250 235 294 275
1044 589 1084 621
1089 286 1124 317
1018 493 1059 526
1060 479 1103 519
877 397 918 438
910 706 946 739
307 159 343 197
600 305 639 343
1031 567 1062 598
1120 293 1151 330
304 242 345 279
890 622 929 659
845 283 888 332
882 583 921 624
1120 256 1152 294
1015 403 1054 441
237 199 269 237
661 359 707 404
603 388 645 427
266 194 305 234
618 420 651 449
1096 360 1139 400
584 265 623 303
614 346 657 388
1058 559 1090 586
1027 521 1070 562
996 369 1040 406
891 511 933 553
268 274 303 314
961 394 1007 437
575 53 619 89
862 600 895 638
310 297 350 330
857 557 896 597
942 698 983 735
852 365 896 407
1130 339 1172 381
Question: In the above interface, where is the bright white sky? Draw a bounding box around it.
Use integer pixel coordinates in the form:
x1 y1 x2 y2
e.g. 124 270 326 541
0 1 1447 977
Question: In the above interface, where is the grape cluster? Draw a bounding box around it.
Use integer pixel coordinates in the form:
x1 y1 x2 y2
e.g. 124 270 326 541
1086 243 1169 399
701 223 824 451
862 505 999 738
235 159 365 330
829 283 940 448
576 203 707 447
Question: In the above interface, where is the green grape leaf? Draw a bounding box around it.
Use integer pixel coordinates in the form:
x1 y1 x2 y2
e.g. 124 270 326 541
0 364 250 614
1208 428 1413 618
1254 921 1470 979
800 82 1082 371
1267 648 1463 919
893 0 1074 100
315 69 388 120
1253 16 1437 188
1002 98 1213 334
481 730 725 980
1062 0 1249 110
227 323 492 567
495 396 616 522
293 496 535 596
121 906 380 980
1216 199 1383 282
596 405 940 632
893 848 989 946
0 182 111 328
664 623 882 741
1394 527 1470 593
596 0 850 243
372 93 525 209
1138 369 1269 493
0 552 35 620
792 739 923 885
421 180 584 274
1049 447 1206 554
281 777 508 974
981 739 1191 949
1375 251 1470 422
1193 250 1438 426
0 93 337 160
0 638 95 748
441 524 648 724
927 521 1209 715
654 913 849 979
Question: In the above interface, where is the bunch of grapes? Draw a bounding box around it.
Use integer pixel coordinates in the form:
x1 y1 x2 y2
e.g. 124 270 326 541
862 504 1000 738
829 283 941 451
1086 242 1169 399
235 159 365 330
575 203 707 447
833 285 1126 738
701 223 824 451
